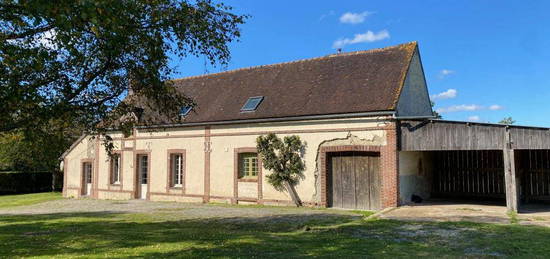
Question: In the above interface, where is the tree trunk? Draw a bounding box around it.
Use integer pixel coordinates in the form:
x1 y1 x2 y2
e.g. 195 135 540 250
284 181 302 207
52 171 56 192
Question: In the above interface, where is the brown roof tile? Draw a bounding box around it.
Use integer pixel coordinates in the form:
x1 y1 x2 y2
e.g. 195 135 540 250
139 41 417 125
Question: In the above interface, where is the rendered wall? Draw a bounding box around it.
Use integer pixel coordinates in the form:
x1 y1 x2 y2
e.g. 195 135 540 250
398 151 434 205
63 116 398 208
63 135 96 198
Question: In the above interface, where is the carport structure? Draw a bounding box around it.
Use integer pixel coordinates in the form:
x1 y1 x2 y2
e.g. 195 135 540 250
399 120 550 212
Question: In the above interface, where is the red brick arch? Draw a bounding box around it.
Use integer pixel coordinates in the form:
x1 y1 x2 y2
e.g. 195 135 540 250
318 127 398 209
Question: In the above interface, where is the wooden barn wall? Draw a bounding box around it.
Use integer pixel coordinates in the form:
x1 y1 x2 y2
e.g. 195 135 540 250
432 150 505 199
510 128 550 150
399 121 505 150
399 120 550 151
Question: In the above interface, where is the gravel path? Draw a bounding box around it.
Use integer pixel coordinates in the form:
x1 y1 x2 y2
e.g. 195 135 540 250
0 198 360 223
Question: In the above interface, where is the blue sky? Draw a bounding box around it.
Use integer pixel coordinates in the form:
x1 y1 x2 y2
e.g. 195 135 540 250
170 0 550 127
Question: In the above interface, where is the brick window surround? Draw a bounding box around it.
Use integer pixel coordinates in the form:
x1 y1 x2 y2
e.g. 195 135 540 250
166 149 186 192
233 147 263 203
80 158 94 197
109 151 122 185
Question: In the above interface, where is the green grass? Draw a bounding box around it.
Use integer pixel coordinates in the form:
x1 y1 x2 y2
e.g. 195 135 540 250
1 206 550 258
508 211 520 224
0 192 62 209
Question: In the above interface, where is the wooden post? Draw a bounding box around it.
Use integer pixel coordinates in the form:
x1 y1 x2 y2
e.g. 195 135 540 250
503 129 519 213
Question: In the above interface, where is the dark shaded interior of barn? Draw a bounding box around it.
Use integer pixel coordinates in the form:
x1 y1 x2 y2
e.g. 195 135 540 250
399 120 550 211
399 150 550 204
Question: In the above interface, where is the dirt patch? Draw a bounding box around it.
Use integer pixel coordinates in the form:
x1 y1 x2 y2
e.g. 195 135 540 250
380 202 511 224
378 202 550 227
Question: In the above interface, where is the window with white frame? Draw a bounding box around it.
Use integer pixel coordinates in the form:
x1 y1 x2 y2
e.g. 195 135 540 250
170 153 184 187
110 153 121 184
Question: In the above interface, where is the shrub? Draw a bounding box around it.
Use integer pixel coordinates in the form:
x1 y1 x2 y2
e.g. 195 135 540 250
0 171 56 195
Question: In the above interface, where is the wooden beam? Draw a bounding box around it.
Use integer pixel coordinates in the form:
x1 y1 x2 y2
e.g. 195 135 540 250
503 129 519 213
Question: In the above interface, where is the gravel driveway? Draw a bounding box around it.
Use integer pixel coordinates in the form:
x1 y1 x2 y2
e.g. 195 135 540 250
0 198 360 223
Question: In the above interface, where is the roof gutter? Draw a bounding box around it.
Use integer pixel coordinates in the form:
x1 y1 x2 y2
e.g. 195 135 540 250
393 114 437 120
136 110 397 129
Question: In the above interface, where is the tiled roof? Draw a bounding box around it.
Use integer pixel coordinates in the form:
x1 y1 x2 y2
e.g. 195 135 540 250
138 41 417 125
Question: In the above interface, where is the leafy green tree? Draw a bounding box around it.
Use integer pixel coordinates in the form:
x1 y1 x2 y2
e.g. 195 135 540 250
256 133 305 206
499 117 516 125
431 101 442 119
0 125 74 171
0 0 246 138
0 0 246 172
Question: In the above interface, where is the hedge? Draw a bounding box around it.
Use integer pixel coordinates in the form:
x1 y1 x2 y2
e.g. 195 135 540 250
0 171 62 195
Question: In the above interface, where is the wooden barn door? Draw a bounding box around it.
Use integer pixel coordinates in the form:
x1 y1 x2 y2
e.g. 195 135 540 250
328 151 380 210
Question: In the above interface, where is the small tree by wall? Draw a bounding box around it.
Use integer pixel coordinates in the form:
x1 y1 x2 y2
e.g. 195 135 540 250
499 117 516 125
256 133 305 206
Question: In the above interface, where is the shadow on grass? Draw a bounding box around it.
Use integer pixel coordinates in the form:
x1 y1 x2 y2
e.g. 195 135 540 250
2 211 550 258
0 211 363 258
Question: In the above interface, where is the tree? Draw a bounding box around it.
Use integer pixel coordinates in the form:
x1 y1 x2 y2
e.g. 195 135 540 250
0 0 247 138
256 133 305 207
499 117 516 125
431 101 442 119
0 125 74 172
0 1 246 173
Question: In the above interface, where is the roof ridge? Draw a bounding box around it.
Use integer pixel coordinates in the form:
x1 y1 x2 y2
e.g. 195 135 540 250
171 41 418 82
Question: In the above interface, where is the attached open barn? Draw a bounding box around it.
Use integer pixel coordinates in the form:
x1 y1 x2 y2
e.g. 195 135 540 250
399 120 550 212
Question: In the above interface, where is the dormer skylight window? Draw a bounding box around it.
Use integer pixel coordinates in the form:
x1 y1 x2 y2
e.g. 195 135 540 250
241 96 264 112
179 106 192 117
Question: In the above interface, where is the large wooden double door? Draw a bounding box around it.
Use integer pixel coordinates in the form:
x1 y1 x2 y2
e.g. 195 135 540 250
328 151 380 210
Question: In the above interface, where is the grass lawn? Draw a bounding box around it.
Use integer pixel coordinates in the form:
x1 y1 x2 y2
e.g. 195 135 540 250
0 192 62 209
1 198 550 258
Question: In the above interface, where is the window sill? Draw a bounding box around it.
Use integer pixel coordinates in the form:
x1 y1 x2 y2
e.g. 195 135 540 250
169 186 183 190
110 183 121 186
237 178 258 182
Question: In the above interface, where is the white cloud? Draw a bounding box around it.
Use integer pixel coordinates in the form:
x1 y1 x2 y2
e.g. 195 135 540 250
438 69 455 79
436 103 504 114
339 11 373 24
431 89 457 101
332 30 390 49
467 115 481 122
489 104 503 110
436 104 483 113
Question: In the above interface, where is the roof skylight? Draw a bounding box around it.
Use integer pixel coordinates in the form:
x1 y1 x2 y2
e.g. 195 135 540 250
179 106 192 116
241 96 264 112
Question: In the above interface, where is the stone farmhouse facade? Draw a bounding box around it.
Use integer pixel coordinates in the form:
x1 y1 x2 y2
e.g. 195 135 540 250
61 42 436 210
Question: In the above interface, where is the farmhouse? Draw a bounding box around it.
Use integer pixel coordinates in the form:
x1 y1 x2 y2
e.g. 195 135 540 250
61 42 550 212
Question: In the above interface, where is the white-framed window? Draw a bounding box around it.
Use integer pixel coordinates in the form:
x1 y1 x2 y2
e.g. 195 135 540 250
170 153 184 187
111 153 121 184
